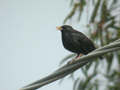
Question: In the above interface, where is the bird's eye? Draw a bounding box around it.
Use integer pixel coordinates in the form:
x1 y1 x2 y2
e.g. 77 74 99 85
62 26 65 29
62 26 66 29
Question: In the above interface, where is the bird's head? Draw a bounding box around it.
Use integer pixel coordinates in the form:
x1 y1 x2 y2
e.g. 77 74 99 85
56 25 73 32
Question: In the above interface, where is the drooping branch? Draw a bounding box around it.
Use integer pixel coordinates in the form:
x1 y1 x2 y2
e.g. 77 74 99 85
20 39 120 90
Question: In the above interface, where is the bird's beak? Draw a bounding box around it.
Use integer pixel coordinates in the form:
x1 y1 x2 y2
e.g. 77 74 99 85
56 26 62 31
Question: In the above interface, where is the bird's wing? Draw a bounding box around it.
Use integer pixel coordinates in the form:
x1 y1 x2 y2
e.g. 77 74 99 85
71 31 88 44
71 31 96 54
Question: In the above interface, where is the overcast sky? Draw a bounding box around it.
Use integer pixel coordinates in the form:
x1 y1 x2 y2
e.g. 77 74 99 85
0 0 72 90
0 0 86 90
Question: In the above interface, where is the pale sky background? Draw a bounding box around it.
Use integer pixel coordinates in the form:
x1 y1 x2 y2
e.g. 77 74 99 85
0 0 86 90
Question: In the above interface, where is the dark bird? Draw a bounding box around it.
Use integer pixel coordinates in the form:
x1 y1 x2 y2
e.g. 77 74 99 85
57 25 102 61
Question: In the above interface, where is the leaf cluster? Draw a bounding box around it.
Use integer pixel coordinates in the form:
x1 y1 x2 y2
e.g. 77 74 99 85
61 0 120 90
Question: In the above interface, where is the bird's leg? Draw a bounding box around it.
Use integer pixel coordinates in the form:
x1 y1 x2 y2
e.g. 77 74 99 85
75 54 83 59
67 54 83 64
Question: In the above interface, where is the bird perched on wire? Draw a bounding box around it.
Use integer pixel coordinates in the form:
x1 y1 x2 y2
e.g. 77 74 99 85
57 25 102 63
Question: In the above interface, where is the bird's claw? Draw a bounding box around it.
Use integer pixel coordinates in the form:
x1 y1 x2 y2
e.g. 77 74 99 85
67 59 76 64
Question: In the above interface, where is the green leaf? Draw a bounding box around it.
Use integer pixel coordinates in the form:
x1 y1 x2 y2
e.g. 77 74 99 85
81 67 88 77
90 0 101 23
116 51 120 66
105 53 114 73
64 3 80 23
68 72 75 81
78 0 86 21
73 78 80 90
70 0 74 6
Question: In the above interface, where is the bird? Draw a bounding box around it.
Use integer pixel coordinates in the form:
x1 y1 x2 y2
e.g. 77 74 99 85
56 25 102 63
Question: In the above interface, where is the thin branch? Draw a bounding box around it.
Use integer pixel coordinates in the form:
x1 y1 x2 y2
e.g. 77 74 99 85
20 39 120 90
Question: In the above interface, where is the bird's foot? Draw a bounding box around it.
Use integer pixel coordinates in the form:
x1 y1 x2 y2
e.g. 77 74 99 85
67 58 76 64
67 54 83 64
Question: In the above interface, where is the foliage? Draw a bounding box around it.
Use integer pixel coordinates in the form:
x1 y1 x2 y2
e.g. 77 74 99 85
61 0 120 90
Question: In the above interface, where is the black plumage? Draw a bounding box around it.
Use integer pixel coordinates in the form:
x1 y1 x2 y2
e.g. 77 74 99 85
57 25 97 58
